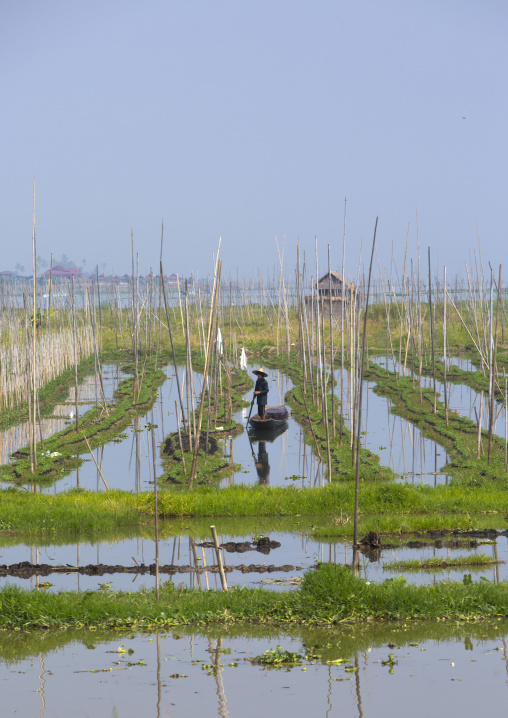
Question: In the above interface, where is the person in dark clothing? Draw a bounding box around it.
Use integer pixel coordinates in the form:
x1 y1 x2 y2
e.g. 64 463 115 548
253 368 269 420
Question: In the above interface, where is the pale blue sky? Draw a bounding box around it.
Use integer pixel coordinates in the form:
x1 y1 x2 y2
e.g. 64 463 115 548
1 1 506 280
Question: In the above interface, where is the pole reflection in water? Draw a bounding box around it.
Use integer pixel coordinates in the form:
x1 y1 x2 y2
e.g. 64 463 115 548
211 637 229 718
38 653 46 718
354 653 364 718
156 634 161 718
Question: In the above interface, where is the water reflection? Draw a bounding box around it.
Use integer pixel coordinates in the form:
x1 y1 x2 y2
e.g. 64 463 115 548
247 424 288 485
336 363 451 485
254 441 270 484
227 365 326 488
0 364 126 466
373 354 507 442
3 622 508 717
6 524 508 595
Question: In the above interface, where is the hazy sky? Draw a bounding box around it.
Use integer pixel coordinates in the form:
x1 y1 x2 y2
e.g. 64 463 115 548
1 1 506 280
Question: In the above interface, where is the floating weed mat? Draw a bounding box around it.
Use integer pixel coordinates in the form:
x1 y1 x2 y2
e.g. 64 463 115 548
260 576 304 587
250 645 304 667
382 555 503 571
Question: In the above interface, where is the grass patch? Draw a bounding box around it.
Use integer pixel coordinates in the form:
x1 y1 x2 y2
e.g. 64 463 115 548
382 555 502 571
3 482 508 538
3 563 508 628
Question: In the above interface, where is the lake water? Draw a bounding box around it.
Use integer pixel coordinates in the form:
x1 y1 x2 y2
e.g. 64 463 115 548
2 621 508 717
0 363 127 466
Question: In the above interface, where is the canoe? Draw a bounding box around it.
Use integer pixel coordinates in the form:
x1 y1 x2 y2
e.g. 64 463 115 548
249 405 289 430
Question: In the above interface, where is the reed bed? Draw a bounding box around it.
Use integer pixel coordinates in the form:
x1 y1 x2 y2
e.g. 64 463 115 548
0 325 93 409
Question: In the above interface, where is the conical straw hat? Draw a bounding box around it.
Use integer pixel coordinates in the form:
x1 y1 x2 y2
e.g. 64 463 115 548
253 368 268 377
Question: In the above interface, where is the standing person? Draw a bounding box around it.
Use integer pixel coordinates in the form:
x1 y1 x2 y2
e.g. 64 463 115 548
253 368 269 420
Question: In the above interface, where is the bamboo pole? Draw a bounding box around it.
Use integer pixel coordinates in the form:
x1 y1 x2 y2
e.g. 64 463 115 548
47 253 53 331
83 434 110 490
428 248 437 413
488 266 502 464
340 199 347 444
160 261 187 431
31 180 37 470
352 217 378 575
71 276 79 432
151 410 160 601
328 246 336 437
131 231 139 402
443 266 448 426
190 260 222 485
210 525 228 591
184 279 193 452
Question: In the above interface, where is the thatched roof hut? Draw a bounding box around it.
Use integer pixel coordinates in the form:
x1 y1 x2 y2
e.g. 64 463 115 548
316 271 360 299
305 271 361 317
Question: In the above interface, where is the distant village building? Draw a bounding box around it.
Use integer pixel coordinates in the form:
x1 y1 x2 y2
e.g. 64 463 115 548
306 271 361 317
164 273 179 286
42 264 86 280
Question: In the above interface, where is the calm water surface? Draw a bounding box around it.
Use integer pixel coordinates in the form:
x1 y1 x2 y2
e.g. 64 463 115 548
2 622 508 717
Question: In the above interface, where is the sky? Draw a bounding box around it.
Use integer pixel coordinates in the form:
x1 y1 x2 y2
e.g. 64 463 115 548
1 0 507 282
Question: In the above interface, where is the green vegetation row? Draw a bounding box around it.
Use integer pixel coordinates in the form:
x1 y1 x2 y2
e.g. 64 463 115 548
364 360 508 487
2 564 508 629
0 357 169 486
256 352 394 483
160 365 252 486
2 483 508 539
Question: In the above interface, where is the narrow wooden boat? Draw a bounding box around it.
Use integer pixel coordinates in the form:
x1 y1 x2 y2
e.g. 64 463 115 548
248 405 289 430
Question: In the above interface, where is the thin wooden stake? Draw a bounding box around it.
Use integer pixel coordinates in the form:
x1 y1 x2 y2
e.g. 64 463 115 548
352 217 378 575
83 434 110 490
210 525 228 591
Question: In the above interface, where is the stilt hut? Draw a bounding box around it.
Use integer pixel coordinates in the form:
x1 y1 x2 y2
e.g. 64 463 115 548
306 271 361 317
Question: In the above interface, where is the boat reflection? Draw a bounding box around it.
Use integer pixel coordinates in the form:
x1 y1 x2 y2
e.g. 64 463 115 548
248 424 288 485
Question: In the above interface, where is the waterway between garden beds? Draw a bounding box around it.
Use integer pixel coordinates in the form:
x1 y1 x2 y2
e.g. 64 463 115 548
2 357 499 595
1 357 465 492
2 358 508 715
3 521 508 594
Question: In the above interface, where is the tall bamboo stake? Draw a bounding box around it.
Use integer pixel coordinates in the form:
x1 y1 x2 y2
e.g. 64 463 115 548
340 198 347 444
428 248 437 413
131 231 139 402
210 525 228 591
47 253 53 331
190 260 222 485
328 245 336 437
443 266 448 426
488 266 502 464
352 217 378 575
71 276 79 432
160 261 187 431
151 410 160 601
31 180 37 470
